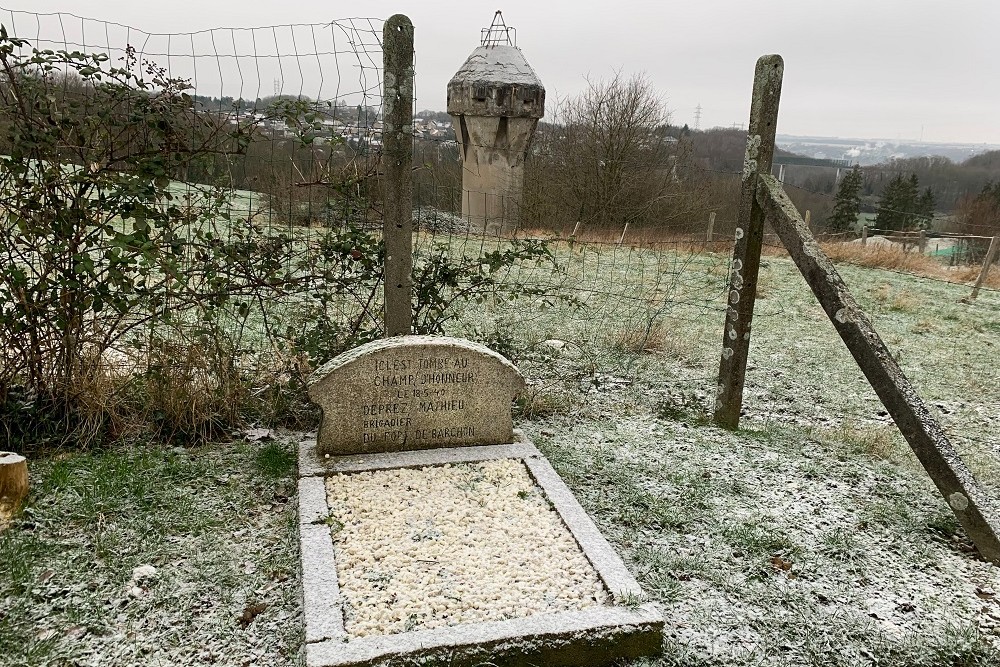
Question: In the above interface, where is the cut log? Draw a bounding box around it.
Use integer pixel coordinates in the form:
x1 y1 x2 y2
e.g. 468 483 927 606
0 452 28 525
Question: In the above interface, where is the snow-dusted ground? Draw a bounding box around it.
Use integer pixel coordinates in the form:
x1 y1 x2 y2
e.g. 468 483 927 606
4 242 998 666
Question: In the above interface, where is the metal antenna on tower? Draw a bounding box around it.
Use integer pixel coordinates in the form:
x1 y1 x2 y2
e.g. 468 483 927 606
481 10 515 46
694 104 702 130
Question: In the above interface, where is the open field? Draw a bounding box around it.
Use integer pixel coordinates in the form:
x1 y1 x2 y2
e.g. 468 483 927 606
1 244 998 666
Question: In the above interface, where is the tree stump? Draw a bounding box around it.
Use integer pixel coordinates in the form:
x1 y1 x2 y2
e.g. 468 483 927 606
0 452 28 528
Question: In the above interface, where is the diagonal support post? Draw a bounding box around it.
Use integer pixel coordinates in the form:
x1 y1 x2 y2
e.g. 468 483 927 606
757 173 1000 564
968 234 999 301
714 55 783 429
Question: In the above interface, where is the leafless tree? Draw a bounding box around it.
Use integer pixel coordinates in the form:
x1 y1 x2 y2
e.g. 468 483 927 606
522 71 710 237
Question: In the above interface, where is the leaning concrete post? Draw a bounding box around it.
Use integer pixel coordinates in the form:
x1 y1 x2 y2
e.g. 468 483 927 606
382 15 414 337
757 173 1000 564
969 234 999 301
714 54 783 429
707 212 716 242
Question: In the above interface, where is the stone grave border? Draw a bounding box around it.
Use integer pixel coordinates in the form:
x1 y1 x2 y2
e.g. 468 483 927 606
297 431 663 667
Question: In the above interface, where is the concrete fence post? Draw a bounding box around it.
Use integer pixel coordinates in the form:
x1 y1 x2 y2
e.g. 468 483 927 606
804 209 811 231
714 54 783 430
382 15 414 337
861 225 868 246
918 228 927 254
969 234 1000 301
707 212 716 242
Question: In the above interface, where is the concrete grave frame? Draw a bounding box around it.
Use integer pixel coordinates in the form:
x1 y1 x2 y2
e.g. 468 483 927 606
297 432 663 667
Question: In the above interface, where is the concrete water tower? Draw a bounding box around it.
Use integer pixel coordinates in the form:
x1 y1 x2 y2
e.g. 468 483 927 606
447 12 544 233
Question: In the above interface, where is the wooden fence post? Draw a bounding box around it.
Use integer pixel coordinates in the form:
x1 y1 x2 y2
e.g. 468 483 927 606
969 234 999 301
0 452 28 528
618 223 629 246
714 54 783 429
707 212 716 242
382 15 414 337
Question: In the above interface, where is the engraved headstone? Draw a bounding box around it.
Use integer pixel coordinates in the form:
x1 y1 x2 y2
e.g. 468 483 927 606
307 335 525 456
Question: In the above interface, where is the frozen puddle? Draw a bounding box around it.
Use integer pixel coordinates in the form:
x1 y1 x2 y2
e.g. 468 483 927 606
326 459 610 638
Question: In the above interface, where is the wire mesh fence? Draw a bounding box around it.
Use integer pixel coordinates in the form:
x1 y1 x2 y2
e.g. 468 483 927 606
0 7 393 442
1 5 997 450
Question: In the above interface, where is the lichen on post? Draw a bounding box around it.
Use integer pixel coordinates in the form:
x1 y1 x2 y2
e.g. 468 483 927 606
714 54 784 429
756 172 1000 565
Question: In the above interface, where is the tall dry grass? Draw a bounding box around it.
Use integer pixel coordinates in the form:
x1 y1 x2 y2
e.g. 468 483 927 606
515 221 999 291
820 241 1000 290
516 225 737 255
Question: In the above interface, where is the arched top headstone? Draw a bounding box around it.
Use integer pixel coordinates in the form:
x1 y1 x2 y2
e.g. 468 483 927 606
307 335 525 456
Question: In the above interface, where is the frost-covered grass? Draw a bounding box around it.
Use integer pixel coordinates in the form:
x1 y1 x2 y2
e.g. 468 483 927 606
507 251 1000 666
2 244 998 666
0 439 302 667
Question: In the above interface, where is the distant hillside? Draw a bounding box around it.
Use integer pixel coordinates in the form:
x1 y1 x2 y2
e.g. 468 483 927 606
964 150 1000 170
776 134 1000 166
861 153 1000 211
676 127 795 173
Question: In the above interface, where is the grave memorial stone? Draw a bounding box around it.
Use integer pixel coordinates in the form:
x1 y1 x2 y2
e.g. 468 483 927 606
300 333 664 666
307 335 525 456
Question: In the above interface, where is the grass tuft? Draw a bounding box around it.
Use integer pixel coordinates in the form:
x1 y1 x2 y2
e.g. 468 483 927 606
834 424 908 462
255 441 297 478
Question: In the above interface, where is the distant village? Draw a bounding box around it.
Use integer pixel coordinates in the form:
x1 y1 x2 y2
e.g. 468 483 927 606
193 96 458 151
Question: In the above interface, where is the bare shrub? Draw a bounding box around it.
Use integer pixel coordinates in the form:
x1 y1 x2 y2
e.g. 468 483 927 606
521 72 714 238
139 338 249 442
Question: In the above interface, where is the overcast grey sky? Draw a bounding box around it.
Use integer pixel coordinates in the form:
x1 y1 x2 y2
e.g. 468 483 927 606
6 1 1000 144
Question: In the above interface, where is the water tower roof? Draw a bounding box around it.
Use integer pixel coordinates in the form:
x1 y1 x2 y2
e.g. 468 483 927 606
448 45 543 89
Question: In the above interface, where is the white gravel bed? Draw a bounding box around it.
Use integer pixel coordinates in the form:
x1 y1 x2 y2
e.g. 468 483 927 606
325 459 610 638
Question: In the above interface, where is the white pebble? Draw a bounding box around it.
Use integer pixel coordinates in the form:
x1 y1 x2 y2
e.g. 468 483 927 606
326 459 609 638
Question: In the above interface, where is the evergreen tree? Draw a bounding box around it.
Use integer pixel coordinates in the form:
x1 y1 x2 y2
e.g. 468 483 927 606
874 174 905 231
827 165 863 232
917 187 936 226
903 174 920 225
875 173 922 231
